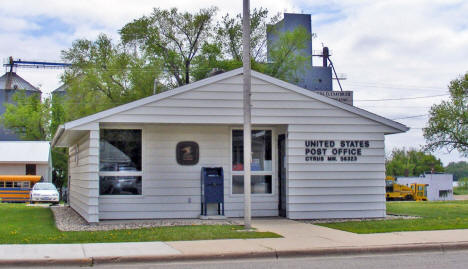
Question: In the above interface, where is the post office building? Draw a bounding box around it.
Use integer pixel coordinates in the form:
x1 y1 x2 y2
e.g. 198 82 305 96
52 68 408 223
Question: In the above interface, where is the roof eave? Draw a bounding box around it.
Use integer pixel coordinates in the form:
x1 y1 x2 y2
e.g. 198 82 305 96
51 125 65 148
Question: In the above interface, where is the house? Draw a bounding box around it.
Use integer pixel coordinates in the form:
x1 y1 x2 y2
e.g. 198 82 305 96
0 141 51 181
396 173 454 201
52 68 408 223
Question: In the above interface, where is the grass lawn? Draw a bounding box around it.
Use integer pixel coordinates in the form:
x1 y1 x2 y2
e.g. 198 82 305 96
318 201 468 234
0 204 280 244
453 187 468 195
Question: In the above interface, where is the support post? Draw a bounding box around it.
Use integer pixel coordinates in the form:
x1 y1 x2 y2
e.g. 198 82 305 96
242 0 252 230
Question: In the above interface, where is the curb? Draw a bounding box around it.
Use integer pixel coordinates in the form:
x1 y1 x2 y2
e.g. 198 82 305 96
91 241 468 264
2 241 468 266
0 258 92 267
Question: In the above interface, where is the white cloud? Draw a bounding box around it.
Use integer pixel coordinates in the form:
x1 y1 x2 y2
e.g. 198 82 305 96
293 0 468 164
0 0 296 92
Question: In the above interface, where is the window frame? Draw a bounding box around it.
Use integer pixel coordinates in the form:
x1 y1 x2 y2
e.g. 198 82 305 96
99 127 144 196
230 127 276 197
26 164 36 175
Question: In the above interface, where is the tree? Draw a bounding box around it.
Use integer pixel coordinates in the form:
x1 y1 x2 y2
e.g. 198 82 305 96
264 26 311 82
120 7 217 87
50 94 68 191
61 34 163 120
424 72 468 156
191 43 242 81
120 7 309 84
216 8 280 62
445 161 468 181
0 91 68 191
215 8 310 83
0 91 49 140
386 148 444 177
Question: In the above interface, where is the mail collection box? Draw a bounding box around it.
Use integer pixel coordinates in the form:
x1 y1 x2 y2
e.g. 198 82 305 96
201 167 224 216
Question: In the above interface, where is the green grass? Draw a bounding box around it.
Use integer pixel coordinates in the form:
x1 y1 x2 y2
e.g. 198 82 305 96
0 204 280 244
318 201 468 234
453 187 468 195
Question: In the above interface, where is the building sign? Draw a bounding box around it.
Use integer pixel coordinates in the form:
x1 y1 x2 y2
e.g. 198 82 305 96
316 91 353 106
304 140 370 162
176 141 199 165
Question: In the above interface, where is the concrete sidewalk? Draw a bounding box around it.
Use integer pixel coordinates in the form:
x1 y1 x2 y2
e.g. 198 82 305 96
2 219 468 266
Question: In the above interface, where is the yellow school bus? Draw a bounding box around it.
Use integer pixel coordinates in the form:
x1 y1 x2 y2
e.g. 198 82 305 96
0 175 42 203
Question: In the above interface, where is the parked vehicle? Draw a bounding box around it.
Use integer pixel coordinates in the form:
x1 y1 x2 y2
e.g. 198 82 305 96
0 175 42 203
29 183 59 205
385 176 428 201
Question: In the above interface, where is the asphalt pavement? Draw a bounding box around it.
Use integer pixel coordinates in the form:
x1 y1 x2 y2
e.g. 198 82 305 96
12 249 468 269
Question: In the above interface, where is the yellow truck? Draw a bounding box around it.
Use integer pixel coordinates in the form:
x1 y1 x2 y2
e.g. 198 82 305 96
385 176 428 201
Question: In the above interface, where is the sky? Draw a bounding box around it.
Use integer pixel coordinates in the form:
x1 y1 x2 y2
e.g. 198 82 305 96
1 0 467 165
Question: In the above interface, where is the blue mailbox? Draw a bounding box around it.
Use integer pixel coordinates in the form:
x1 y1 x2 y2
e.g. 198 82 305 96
201 167 224 216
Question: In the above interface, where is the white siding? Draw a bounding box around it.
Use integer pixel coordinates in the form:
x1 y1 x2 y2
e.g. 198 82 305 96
36 164 49 181
396 174 454 201
99 124 278 220
287 125 386 219
0 164 27 175
68 131 99 223
0 163 48 180
101 76 377 126
76 73 394 220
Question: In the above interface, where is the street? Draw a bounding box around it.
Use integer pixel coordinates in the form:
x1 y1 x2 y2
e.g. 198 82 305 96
24 249 468 269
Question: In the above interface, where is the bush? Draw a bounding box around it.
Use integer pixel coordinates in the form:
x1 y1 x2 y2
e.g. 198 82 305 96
458 177 468 189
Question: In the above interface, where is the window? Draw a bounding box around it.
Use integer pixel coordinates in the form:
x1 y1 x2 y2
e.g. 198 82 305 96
232 130 272 172
26 164 36 175
439 190 452 198
233 175 272 194
33 183 56 190
100 176 142 195
99 129 142 195
0 181 4 188
100 129 142 172
5 182 13 188
232 129 273 194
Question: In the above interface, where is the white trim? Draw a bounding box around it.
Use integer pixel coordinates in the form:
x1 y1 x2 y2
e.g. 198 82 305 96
229 127 276 197
53 68 408 145
98 128 144 197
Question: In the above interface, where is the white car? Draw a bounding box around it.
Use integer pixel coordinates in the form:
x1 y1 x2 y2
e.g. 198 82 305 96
30 183 60 205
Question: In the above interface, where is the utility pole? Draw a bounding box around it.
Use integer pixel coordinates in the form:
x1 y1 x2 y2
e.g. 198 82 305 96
242 0 252 230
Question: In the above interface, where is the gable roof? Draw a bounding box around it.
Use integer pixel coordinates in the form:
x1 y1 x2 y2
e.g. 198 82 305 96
0 141 50 163
52 68 408 146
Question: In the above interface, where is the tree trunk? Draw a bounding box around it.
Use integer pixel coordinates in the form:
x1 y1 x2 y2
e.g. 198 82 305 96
185 60 190 84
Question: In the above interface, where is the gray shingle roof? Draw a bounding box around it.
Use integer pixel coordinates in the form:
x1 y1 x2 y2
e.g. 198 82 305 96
0 72 40 92
52 83 67 93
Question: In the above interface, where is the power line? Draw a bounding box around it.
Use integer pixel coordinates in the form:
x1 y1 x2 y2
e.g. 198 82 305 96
354 94 449 102
348 80 443 89
358 105 433 108
345 81 446 92
391 114 428 120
